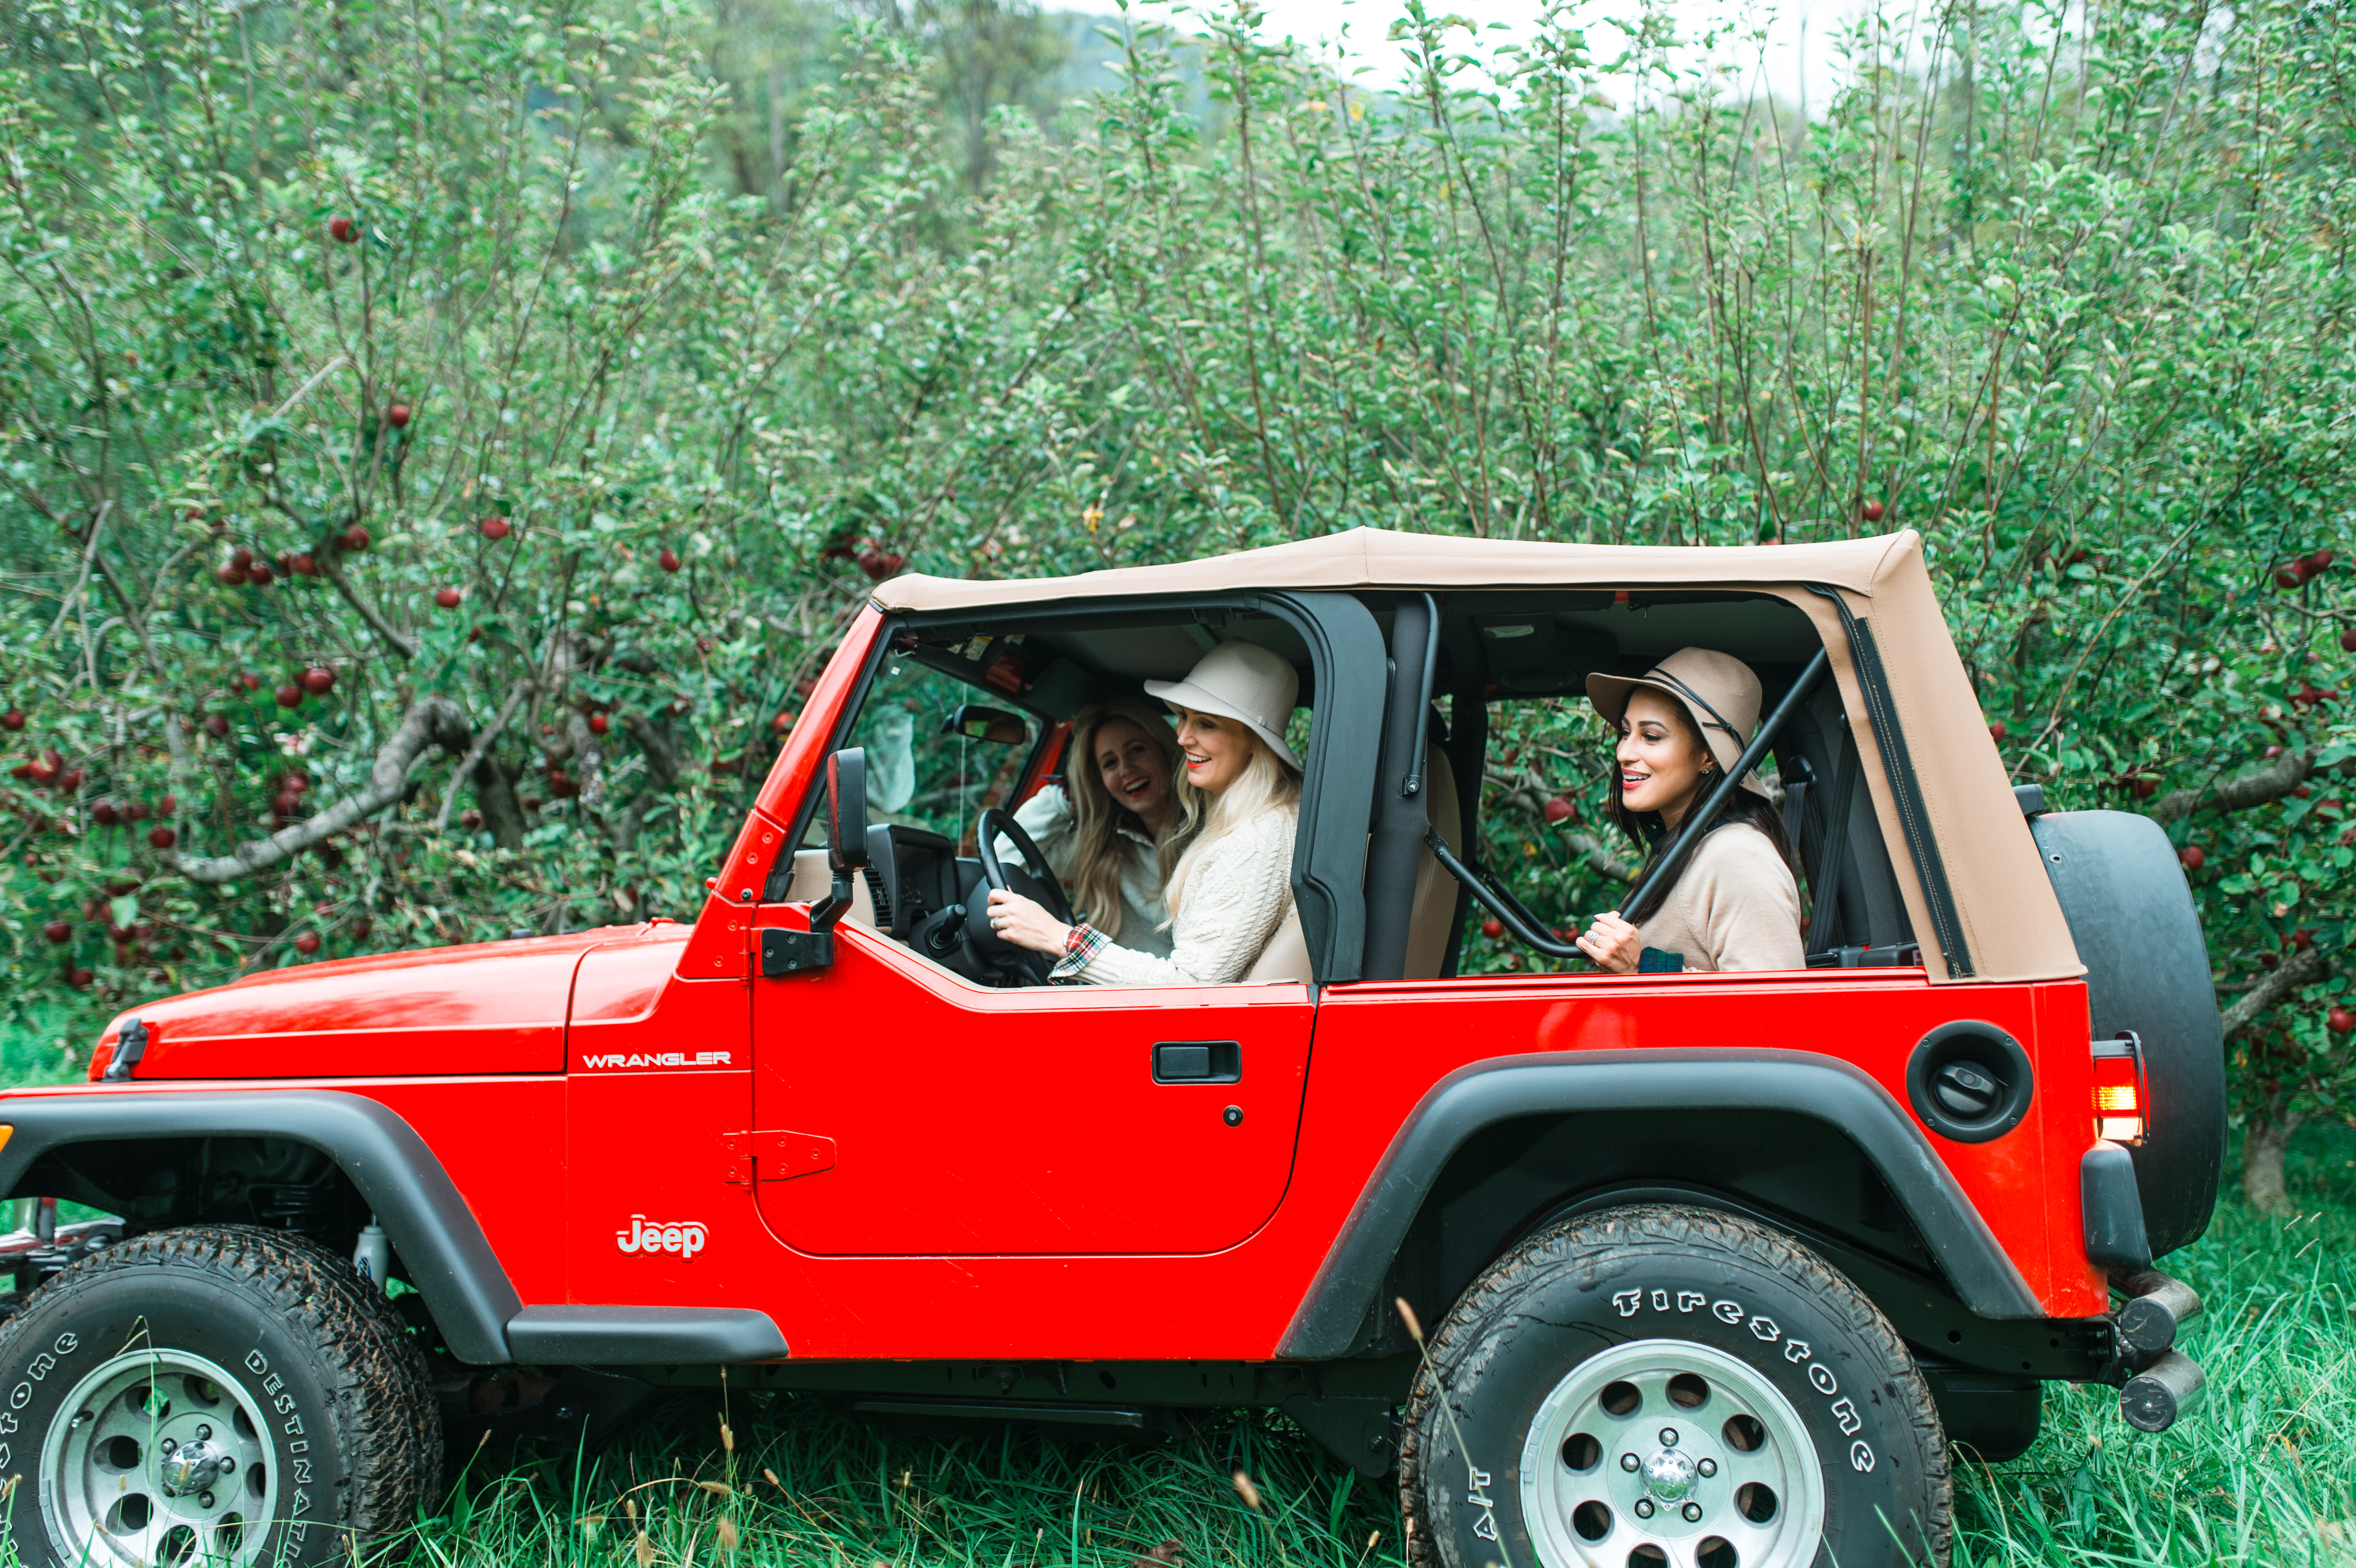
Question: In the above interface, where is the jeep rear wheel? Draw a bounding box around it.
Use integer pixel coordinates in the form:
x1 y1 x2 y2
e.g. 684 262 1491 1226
0 1224 440 1568
1399 1204 1950 1568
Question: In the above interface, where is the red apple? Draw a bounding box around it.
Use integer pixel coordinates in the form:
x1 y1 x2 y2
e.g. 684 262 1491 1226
659 547 681 573
351 917 372 941
2179 845 2205 871
302 666 335 695
1481 917 1504 939
2293 928 2317 950
857 549 888 579
328 216 358 243
460 810 483 830
2277 566 2302 588
294 932 321 955
247 562 273 585
772 712 794 735
123 801 146 821
480 516 512 541
215 564 246 586
2265 744 2286 759
521 793 544 812
588 713 610 736
2334 1006 2356 1036
57 767 82 793
65 967 92 989
158 794 175 815
275 684 303 709
272 792 298 816
342 524 371 552
0 711 22 733
290 553 317 577
146 825 175 849
2132 777 2157 799
91 802 119 826
385 403 412 429
238 671 262 692
42 920 68 944
1542 796 1576 824
1987 719 2007 741
2295 783 2315 798
284 773 309 795
1860 499 1886 523
232 547 253 568
204 714 230 738
882 552 908 575
434 586 462 609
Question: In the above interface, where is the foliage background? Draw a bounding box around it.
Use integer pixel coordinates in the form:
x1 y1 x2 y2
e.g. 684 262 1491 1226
3 0 2356 1206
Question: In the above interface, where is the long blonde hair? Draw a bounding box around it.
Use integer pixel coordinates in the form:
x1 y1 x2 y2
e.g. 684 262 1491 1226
1065 699 1186 940
1164 730 1302 915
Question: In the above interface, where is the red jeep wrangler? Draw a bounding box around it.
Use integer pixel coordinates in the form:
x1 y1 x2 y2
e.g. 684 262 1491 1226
0 529 2219 1568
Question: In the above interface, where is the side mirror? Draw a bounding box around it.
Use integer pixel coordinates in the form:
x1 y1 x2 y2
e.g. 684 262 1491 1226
827 749 870 873
941 704 1029 745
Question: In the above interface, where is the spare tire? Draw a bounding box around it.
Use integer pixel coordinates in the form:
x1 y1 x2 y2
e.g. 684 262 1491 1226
2028 808 2224 1257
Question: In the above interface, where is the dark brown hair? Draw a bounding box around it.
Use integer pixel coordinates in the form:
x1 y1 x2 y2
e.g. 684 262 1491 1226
1606 696 1797 926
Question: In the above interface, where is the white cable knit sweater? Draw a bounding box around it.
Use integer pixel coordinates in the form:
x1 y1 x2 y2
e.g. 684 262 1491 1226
1071 806 1298 986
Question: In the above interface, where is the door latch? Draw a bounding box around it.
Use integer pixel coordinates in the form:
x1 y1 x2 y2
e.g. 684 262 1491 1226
723 1129 837 1187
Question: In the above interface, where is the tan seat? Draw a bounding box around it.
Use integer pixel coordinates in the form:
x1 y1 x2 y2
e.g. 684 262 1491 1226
1243 741 1464 985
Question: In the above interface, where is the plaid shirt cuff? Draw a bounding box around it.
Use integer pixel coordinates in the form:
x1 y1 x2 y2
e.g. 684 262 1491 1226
1049 921 1108 980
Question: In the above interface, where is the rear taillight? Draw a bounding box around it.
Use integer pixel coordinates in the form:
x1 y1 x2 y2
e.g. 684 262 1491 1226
2093 1033 2147 1144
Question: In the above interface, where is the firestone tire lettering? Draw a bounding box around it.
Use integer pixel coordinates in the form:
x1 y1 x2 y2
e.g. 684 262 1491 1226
1397 1204 1951 1568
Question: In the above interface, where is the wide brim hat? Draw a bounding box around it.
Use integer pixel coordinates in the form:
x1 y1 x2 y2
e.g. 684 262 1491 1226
1145 640 1303 771
1586 647 1771 799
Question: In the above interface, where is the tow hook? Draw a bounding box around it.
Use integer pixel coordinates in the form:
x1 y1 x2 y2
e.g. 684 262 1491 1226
2111 1267 2207 1432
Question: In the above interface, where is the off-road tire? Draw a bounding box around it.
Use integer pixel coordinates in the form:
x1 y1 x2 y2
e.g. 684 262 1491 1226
0 1223 442 1567
1400 1204 1950 1568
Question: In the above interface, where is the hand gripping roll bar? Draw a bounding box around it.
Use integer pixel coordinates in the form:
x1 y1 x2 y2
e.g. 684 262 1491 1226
1425 646 1832 962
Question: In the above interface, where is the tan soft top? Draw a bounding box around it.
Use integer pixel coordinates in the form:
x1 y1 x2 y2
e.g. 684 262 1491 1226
877 528 2080 987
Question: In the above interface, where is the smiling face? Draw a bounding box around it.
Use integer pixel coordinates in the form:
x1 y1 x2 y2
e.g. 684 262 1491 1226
1091 717 1174 831
1616 688 1714 826
1172 708 1259 796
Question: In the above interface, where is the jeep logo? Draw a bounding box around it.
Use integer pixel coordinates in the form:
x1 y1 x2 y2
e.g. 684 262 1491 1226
617 1215 708 1258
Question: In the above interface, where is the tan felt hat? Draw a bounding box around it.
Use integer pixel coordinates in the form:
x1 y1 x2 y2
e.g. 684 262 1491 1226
1586 646 1772 799
1145 641 1302 771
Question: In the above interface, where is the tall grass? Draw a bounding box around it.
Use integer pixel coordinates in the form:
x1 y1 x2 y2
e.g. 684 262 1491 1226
389 1129 2356 1568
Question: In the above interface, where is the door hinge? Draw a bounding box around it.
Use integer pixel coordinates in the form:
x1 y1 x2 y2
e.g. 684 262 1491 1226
760 927 835 977
723 1129 838 1187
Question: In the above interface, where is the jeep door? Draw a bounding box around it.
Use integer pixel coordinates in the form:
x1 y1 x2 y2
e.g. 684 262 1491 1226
748 593 1385 1257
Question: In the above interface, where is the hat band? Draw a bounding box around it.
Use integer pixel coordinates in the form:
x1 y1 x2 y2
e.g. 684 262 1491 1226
1645 667 1749 749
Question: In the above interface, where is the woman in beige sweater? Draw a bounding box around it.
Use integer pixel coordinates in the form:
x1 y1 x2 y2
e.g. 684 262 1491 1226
1574 648 1806 973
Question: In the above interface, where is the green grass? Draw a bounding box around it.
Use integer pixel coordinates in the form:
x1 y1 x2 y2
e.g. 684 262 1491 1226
380 1129 2356 1568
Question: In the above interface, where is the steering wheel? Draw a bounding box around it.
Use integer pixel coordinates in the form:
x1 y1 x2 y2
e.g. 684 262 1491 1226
966 806 1076 983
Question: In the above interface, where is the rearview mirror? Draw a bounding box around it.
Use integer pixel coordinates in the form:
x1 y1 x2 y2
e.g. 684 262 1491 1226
827 748 870 873
941 704 1029 745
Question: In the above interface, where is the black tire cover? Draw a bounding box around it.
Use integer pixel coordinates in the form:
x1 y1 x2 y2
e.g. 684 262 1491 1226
2028 809 2224 1256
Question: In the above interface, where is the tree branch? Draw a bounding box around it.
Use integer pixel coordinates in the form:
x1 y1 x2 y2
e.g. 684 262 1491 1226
2221 946 2329 1037
164 697 471 884
314 545 419 661
2149 748 2316 824
433 679 533 832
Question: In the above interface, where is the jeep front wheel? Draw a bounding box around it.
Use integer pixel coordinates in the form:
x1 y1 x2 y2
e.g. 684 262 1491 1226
0 1224 440 1568
1399 1204 1950 1568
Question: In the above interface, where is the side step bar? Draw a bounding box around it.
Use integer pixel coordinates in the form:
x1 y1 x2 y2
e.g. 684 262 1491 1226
2111 1267 2207 1432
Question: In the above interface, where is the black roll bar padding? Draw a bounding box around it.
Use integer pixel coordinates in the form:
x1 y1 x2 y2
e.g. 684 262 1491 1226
1363 596 1441 982
1617 646 1832 926
1402 593 1441 798
1423 828 1586 960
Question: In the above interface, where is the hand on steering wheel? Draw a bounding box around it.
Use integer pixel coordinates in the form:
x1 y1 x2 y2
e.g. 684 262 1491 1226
968 807 1076 982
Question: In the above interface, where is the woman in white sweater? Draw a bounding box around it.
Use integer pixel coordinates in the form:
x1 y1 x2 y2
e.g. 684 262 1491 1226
987 642 1302 985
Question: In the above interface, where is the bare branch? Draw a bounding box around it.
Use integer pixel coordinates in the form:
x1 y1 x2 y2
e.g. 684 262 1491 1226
622 710 680 791
163 697 471 884
2149 748 2315 824
566 711 605 810
2221 946 2329 1037
433 679 534 832
313 546 419 661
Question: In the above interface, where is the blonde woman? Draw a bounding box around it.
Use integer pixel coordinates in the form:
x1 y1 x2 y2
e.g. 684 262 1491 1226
988 642 1302 985
997 698 1185 958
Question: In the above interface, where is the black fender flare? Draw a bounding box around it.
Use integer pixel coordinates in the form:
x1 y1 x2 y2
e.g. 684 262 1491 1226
0 1089 524 1364
1276 1050 2047 1359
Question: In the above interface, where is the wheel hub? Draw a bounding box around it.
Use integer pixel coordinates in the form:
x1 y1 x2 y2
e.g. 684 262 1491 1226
1519 1337 1828 1568
42 1348 277 1568
1641 1442 1698 1502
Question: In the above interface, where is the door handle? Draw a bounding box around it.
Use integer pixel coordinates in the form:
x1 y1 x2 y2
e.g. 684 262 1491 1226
1153 1041 1241 1084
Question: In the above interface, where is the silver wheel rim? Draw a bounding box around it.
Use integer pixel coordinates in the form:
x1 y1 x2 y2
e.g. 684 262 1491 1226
1518 1337 1826 1568
41 1348 279 1568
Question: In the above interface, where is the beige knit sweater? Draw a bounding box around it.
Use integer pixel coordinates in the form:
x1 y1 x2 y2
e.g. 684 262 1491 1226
1635 820 1806 972
1070 806 1297 986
